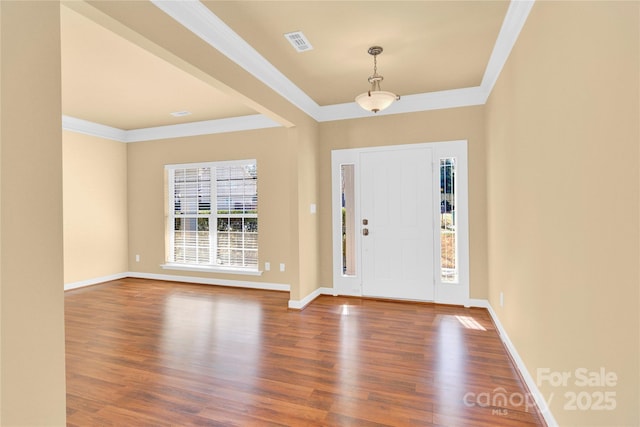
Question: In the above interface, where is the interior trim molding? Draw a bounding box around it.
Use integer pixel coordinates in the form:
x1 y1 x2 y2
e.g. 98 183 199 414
160 263 263 276
316 87 488 122
480 0 535 96
150 0 320 119
64 272 129 291
128 271 290 292
62 115 127 142
153 0 534 123
64 271 290 292
291 287 483 310
480 300 559 427
125 114 281 142
287 287 334 310
62 114 282 143
63 1 534 141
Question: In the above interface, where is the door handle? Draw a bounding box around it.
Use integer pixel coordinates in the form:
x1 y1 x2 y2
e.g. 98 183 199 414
362 228 369 236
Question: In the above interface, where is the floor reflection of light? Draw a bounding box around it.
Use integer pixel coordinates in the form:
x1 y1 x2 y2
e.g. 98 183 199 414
455 315 486 331
338 305 359 393
435 315 465 409
161 293 263 381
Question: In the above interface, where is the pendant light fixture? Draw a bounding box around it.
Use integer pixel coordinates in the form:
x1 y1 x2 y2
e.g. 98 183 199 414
355 46 400 113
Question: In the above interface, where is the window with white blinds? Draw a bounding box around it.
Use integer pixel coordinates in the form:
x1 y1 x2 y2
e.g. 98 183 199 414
166 160 258 271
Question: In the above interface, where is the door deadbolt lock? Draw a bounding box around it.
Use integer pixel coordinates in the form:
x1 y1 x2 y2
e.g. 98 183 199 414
362 219 368 225
362 228 369 236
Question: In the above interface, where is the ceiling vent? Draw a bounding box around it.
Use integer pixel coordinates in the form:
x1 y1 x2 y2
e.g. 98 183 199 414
284 31 313 53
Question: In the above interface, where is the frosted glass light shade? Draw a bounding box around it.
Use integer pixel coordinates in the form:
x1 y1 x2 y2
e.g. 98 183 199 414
355 90 398 113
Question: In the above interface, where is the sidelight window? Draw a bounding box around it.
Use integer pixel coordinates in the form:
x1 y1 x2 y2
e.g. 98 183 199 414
340 164 356 276
440 157 457 282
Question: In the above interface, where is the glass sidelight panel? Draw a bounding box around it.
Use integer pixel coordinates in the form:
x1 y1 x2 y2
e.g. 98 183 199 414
440 158 458 282
341 164 356 276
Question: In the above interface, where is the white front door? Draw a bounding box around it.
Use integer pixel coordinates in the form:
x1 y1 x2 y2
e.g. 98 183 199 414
360 147 434 301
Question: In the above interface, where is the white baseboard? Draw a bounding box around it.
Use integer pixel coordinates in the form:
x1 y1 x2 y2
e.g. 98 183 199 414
483 301 558 427
65 271 290 292
288 287 334 309
288 287 483 309
64 272 129 291
127 271 290 291
466 298 490 308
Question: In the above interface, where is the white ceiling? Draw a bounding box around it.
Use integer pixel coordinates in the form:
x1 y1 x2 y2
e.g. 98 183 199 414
60 0 533 142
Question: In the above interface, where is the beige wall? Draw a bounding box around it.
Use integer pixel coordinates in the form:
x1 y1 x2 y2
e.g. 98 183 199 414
0 2 67 425
291 122 320 301
63 131 128 284
486 2 639 425
126 107 486 302
318 106 488 299
127 127 302 289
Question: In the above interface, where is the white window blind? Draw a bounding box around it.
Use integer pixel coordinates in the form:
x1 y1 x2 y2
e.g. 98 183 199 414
167 160 258 271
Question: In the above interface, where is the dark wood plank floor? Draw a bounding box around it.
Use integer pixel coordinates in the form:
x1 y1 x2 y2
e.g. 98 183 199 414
65 278 545 426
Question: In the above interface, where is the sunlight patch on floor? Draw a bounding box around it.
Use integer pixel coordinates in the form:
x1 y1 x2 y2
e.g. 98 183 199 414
455 315 486 331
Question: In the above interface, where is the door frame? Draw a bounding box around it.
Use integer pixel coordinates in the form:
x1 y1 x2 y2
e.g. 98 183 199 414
331 140 470 305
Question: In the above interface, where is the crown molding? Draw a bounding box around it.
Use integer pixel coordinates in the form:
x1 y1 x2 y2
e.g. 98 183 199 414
124 114 281 142
62 114 281 143
150 0 320 119
315 86 489 122
63 0 534 142
480 0 535 97
152 0 534 122
62 115 128 142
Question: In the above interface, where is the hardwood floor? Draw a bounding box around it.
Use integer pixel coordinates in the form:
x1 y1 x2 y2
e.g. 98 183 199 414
65 278 545 426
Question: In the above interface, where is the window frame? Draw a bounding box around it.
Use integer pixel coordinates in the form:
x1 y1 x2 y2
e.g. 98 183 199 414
162 159 261 276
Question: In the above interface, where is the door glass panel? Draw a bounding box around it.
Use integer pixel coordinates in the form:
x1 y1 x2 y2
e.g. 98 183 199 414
341 164 356 276
440 158 458 282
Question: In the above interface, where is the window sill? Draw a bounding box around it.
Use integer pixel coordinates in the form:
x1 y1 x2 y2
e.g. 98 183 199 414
160 263 263 276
